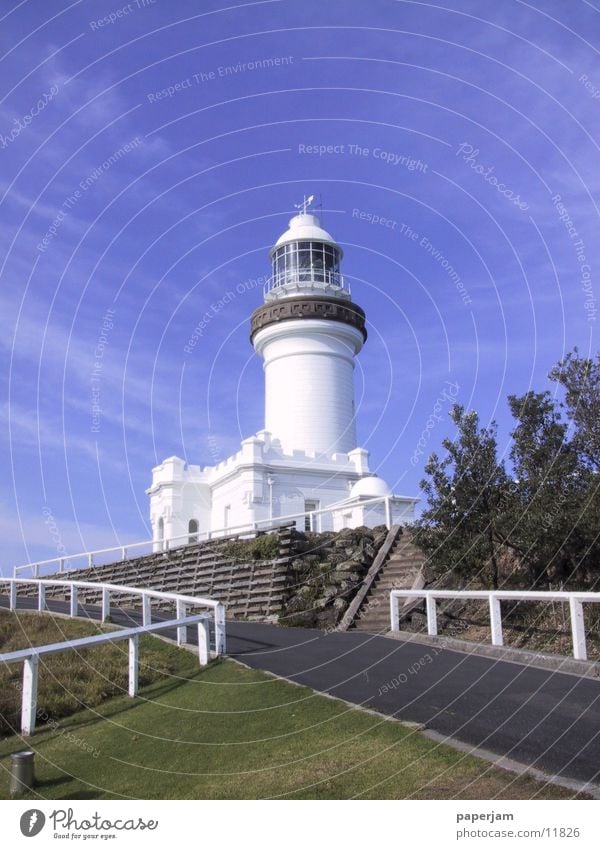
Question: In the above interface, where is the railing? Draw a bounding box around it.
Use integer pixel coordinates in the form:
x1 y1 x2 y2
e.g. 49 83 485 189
3 577 226 654
264 269 349 298
1 578 226 735
390 589 600 661
338 525 402 631
13 495 400 578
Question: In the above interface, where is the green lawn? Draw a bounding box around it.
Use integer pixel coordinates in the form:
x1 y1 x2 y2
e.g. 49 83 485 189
0 655 586 800
0 610 199 736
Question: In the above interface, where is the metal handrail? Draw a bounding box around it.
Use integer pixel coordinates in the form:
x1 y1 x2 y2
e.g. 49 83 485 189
390 589 600 661
264 269 349 296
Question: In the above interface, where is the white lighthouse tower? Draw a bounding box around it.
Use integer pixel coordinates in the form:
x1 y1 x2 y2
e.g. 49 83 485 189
251 200 365 456
147 198 417 548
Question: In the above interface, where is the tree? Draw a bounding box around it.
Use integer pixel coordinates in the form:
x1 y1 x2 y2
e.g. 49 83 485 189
550 349 600 472
507 391 584 587
415 405 511 588
416 351 600 590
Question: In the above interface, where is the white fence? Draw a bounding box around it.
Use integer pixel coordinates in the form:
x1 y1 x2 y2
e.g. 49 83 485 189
13 495 397 579
390 589 600 661
1 578 226 735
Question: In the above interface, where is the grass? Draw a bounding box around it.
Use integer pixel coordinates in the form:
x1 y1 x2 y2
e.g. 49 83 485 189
0 658 588 799
0 610 199 736
222 534 281 561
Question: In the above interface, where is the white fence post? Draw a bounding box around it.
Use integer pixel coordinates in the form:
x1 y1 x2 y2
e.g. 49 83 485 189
142 594 151 627
128 635 139 696
9 582 16 610
390 593 399 632
101 588 110 622
569 597 587 660
489 595 503 646
176 600 187 646
426 594 438 636
21 655 39 735
38 584 46 613
88 553 93 568
214 603 226 655
197 619 210 665
70 585 78 618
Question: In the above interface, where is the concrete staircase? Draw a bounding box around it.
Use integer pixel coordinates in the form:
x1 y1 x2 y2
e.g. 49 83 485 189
352 530 427 633
10 529 294 621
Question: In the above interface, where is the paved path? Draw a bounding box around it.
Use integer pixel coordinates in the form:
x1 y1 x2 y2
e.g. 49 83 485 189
2 595 599 788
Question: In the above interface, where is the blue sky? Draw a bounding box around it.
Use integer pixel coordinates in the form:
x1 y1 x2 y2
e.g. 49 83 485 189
0 0 598 573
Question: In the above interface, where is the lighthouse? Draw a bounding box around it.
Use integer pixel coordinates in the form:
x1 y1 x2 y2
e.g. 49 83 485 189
147 198 417 548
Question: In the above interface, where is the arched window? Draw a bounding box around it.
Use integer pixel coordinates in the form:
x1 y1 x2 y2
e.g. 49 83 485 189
188 518 199 544
157 517 164 550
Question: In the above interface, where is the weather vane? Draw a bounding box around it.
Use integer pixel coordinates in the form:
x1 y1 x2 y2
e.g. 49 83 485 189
294 194 315 215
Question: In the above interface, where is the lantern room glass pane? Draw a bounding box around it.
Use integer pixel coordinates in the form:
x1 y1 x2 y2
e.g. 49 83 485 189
271 241 342 289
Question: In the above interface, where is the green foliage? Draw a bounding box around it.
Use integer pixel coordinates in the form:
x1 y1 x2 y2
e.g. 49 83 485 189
415 406 510 588
223 533 280 561
550 349 600 471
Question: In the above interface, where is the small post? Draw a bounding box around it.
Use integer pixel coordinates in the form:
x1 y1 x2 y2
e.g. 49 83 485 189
176 600 187 646
88 553 93 568
384 497 392 529
70 584 78 618
569 597 587 660
9 751 35 796
128 635 139 696
34 564 40 578
59 558 65 573
101 588 110 622
21 655 39 735
121 546 127 561
9 582 17 610
489 595 503 646
426 594 438 636
142 594 151 627
214 603 226 655
390 593 399 632
38 584 46 613
197 619 210 665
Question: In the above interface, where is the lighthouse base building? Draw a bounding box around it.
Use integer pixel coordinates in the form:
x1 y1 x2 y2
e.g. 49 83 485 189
148 206 418 548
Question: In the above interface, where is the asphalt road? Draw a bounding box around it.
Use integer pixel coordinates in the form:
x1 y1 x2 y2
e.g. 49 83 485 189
2 594 599 788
